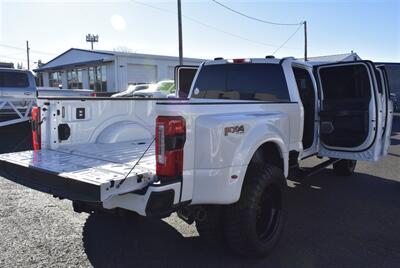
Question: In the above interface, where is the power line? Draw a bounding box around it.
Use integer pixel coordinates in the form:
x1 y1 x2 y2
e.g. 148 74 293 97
211 0 303 26
210 0 306 57
131 0 302 51
272 24 303 55
1 51 25 56
0 43 56 56
184 14 301 50
0 44 24 51
183 13 301 50
0 55 28 61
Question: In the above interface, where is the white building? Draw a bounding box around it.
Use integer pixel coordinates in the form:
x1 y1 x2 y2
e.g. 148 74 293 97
303 52 361 62
35 48 205 92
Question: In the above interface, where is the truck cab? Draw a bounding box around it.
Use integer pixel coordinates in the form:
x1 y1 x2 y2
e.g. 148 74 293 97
174 57 393 164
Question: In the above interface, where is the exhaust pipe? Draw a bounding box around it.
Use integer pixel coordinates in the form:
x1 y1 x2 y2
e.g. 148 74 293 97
195 207 207 222
178 206 208 224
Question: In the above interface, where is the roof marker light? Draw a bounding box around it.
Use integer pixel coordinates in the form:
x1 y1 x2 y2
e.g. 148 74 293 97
228 58 251 64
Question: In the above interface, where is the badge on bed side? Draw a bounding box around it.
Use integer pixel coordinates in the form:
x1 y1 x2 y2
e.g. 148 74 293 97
224 125 245 136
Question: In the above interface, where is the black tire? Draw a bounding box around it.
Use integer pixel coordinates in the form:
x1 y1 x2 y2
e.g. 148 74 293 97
195 206 224 244
333 159 357 176
224 164 287 257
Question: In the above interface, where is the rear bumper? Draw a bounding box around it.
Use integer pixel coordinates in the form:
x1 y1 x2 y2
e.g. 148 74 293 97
102 179 186 217
0 160 101 202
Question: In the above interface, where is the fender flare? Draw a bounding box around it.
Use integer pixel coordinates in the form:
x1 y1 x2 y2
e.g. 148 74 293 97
245 138 288 176
231 123 289 177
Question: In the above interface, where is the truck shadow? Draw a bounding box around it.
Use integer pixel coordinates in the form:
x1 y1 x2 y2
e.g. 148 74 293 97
82 170 400 268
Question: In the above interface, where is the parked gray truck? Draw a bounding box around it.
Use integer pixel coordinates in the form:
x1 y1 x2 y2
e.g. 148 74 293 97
0 68 95 127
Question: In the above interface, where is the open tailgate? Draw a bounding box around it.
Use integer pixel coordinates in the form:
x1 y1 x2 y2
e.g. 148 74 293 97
0 139 156 202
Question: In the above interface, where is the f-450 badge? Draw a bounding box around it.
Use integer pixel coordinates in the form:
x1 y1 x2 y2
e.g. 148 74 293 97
224 125 245 136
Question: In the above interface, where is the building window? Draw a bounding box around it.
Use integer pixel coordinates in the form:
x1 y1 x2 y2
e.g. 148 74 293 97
67 69 83 89
88 65 107 92
36 73 44 87
88 67 94 90
49 71 62 88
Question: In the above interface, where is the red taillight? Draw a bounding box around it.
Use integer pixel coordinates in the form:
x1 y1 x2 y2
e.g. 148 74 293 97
31 106 41 150
156 116 186 178
91 92 97 97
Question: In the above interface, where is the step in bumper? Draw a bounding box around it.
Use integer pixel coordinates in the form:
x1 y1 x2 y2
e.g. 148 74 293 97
102 179 186 217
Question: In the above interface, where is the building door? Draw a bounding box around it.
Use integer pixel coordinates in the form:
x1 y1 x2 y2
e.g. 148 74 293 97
127 64 157 85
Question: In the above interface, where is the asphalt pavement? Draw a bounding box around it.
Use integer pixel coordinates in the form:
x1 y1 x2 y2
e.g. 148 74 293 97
0 116 399 268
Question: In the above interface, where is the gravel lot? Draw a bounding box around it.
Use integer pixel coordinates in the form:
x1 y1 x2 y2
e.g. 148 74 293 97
0 115 399 268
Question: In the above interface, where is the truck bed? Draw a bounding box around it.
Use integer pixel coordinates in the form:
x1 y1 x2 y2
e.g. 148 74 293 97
0 139 156 202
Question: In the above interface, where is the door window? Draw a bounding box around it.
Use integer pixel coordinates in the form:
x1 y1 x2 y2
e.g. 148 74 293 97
176 67 198 98
293 67 316 149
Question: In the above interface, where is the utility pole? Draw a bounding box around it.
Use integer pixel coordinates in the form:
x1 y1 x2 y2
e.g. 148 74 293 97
26 40 30 70
303 21 308 61
177 0 183 65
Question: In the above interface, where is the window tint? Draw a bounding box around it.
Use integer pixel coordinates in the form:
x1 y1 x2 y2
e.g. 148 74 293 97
319 64 371 100
293 67 315 98
384 64 400 94
0 71 29 88
177 68 198 98
293 67 316 149
192 63 290 101
192 65 226 98
374 70 383 94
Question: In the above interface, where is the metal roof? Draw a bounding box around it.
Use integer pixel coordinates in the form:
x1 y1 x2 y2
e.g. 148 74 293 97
95 49 205 61
35 48 205 72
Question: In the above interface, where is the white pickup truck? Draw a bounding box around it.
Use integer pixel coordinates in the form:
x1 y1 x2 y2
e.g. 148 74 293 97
0 57 393 257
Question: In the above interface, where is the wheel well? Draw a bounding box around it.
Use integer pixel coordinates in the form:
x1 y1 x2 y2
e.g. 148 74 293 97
249 142 284 171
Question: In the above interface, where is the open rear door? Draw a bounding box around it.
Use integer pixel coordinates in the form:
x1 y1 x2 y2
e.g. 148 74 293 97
315 61 387 161
376 65 394 156
174 65 198 98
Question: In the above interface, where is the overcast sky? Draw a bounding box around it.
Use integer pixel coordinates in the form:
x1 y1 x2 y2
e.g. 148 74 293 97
0 0 399 69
